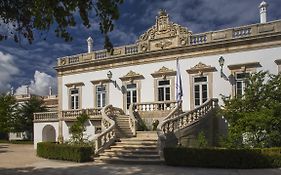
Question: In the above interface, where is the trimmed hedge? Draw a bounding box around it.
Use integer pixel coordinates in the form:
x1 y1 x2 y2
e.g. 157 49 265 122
0 140 33 144
164 147 281 168
37 142 93 162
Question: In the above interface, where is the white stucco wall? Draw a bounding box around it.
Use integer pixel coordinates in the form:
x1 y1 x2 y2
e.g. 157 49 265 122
61 46 281 111
34 122 59 149
62 120 96 142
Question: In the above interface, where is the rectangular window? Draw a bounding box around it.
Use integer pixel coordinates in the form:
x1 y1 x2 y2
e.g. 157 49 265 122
157 80 171 102
126 83 137 109
70 89 79 109
96 85 106 108
235 72 249 97
193 76 208 107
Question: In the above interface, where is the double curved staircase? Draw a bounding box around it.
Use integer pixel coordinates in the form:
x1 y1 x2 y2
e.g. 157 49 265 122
94 98 218 164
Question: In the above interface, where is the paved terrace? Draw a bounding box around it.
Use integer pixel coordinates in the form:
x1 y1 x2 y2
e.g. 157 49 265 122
0 143 281 175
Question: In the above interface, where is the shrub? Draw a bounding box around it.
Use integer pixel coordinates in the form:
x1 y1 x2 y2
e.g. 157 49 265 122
196 131 208 148
164 147 281 168
37 142 93 162
69 113 90 145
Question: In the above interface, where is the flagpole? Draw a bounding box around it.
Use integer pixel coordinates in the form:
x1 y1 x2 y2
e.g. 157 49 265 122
176 57 183 108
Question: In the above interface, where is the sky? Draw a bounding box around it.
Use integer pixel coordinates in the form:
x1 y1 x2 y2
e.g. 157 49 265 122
1 0 281 95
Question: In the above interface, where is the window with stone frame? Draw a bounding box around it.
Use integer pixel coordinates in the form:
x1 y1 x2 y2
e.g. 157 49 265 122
234 72 250 97
193 76 208 107
95 84 107 108
228 62 261 98
70 88 79 109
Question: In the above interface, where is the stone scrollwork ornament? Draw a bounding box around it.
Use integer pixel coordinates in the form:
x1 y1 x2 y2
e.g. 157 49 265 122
180 37 188 46
60 58 66 65
137 9 192 43
140 43 148 52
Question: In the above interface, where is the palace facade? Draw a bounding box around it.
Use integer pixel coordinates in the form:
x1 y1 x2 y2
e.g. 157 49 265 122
34 2 281 160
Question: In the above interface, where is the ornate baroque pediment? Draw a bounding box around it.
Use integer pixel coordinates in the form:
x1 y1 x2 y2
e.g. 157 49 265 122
119 70 144 82
138 10 190 42
186 62 217 74
151 66 176 78
137 10 192 51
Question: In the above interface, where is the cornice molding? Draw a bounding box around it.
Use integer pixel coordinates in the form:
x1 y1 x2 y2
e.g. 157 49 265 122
227 62 262 70
55 33 281 76
65 82 85 88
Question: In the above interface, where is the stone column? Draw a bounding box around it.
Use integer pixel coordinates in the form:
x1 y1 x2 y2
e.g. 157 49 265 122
57 74 64 143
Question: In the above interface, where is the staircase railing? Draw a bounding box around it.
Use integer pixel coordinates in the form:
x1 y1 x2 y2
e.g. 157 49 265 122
159 102 182 126
133 100 177 112
161 98 218 134
128 104 137 136
94 105 116 155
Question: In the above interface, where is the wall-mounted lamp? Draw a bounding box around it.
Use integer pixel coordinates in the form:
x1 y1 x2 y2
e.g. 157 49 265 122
218 56 225 77
107 70 117 88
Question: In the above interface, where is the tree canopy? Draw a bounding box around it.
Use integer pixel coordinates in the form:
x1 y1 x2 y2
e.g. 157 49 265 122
0 94 17 139
220 71 281 148
13 96 46 138
0 0 124 51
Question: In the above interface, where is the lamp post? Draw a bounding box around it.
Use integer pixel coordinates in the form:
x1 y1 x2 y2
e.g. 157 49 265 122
218 56 225 77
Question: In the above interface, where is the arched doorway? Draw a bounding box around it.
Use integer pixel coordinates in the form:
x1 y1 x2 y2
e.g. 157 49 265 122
42 125 56 142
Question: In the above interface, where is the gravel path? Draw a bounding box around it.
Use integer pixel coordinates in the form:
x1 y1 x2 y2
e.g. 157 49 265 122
1 143 281 175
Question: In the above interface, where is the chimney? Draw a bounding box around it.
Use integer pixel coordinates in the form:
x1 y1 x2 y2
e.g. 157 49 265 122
26 85 30 95
49 86 52 96
87 37 93 53
259 1 268 23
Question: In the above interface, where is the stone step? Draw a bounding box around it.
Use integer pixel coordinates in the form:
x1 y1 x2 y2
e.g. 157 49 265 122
116 118 129 120
115 134 134 139
116 128 133 131
115 125 131 129
97 157 163 165
99 153 160 159
116 141 157 145
120 138 157 142
135 132 158 139
110 145 157 150
105 149 159 154
116 121 129 123
115 130 133 133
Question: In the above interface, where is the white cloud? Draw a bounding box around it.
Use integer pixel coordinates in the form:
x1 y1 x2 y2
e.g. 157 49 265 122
16 71 57 96
0 52 19 92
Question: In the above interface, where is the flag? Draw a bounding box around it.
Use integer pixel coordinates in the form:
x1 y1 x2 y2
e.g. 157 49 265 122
176 58 183 102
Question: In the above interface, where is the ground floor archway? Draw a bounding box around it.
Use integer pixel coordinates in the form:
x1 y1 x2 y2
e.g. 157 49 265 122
42 125 56 142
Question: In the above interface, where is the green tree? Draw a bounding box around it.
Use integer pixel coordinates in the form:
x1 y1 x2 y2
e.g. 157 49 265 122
221 71 281 148
69 113 90 145
0 0 124 51
196 131 208 148
14 96 46 139
0 94 17 139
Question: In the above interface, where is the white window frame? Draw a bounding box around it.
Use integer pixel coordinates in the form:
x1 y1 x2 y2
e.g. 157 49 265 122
157 79 171 102
95 84 107 108
234 72 250 97
70 88 79 109
126 83 137 109
193 76 208 107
